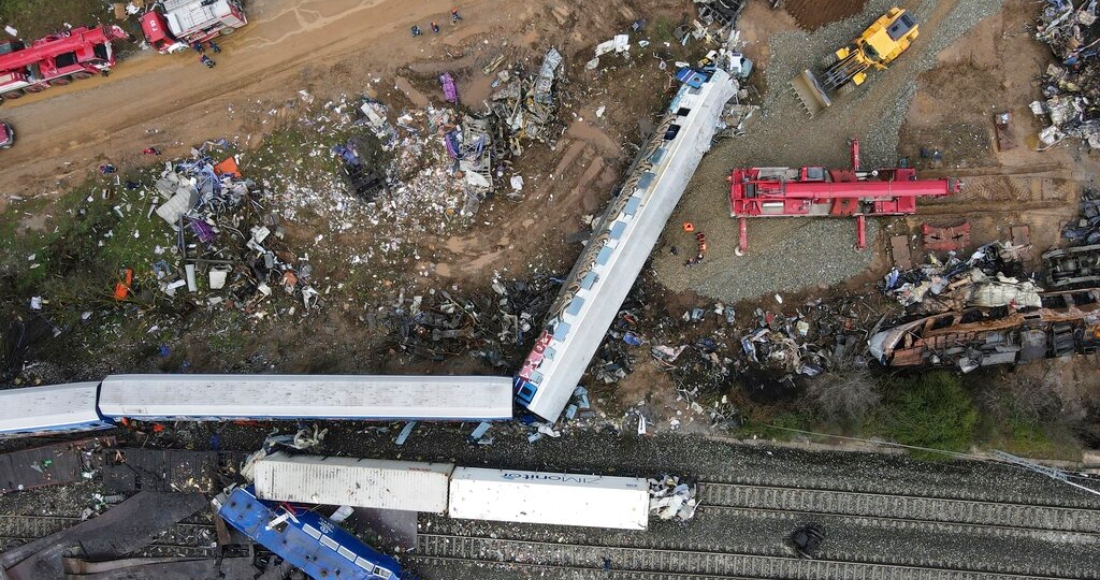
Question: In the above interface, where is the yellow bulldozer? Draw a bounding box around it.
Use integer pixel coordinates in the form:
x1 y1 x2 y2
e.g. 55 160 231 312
790 7 919 117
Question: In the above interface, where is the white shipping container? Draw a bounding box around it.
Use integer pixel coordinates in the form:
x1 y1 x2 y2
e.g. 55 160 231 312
254 453 454 514
448 467 649 530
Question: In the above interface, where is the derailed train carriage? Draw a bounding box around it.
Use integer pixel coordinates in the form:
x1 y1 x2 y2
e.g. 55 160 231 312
0 374 514 437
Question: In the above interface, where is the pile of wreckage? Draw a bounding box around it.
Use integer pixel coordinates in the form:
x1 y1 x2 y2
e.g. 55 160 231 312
693 0 747 30
585 289 874 428
146 143 323 315
1032 0 1100 149
330 96 494 220
883 242 1038 315
649 475 698 522
873 241 1100 370
486 47 564 158
1043 187 1100 287
386 274 559 368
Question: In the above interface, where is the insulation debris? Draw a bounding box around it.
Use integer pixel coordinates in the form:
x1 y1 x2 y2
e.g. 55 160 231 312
648 475 698 522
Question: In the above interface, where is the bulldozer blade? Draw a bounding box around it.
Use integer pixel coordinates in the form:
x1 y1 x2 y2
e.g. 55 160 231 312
790 69 831 117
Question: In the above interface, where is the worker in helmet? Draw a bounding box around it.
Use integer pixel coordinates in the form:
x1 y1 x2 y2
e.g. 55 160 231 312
431 21 440 34
411 25 422 36
201 54 216 68
451 8 462 22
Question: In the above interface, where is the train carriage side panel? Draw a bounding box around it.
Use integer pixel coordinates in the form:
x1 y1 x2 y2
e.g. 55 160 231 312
254 453 453 514
448 467 649 530
99 374 513 421
0 382 112 437
216 486 402 580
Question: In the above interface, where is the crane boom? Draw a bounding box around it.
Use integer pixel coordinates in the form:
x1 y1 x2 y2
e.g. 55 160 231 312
728 139 960 251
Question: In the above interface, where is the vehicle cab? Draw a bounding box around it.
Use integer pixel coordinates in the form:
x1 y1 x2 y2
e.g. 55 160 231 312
0 121 14 149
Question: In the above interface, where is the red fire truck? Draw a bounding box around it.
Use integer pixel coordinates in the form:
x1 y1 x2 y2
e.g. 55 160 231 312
0 25 131 102
140 0 247 54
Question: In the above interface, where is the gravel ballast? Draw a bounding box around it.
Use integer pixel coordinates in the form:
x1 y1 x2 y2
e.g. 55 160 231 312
652 0 1007 304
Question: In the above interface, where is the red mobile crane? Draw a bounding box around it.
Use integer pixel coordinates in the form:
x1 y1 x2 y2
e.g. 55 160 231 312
0 25 131 102
728 139 960 252
139 0 247 54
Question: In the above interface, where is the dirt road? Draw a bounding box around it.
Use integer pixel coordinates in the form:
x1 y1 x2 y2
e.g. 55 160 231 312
0 0 539 209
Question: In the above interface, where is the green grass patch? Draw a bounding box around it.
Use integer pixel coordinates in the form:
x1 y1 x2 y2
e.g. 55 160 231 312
0 168 176 322
242 122 381 193
735 407 817 441
870 371 978 459
0 0 114 41
651 16 678 44
978 404 1082 462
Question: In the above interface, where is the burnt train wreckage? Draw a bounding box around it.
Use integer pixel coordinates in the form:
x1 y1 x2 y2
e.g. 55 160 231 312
869 287 1100 371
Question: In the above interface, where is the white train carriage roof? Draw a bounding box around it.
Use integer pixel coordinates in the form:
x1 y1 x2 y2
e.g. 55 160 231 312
253 453 454 513
0 382 105 434
517 69 739 422
98 374 514 421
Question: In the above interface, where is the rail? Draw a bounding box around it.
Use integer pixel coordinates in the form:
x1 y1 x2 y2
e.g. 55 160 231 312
0 514 217 558
697 482 1100 533
413 533 1083 580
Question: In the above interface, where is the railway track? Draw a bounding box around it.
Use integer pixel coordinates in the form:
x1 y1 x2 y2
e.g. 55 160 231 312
415 479 1100 579
412 534 1082 580
707 472 1100 510
0 515 217 558
698 482 1100 534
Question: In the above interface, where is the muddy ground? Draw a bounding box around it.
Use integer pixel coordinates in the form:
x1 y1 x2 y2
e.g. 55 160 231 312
0 0 1098 451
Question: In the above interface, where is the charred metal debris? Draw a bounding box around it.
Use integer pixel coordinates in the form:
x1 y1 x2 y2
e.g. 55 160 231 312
146 142 324 316
1032 1 1100 148
693 0 748 30
485 47 566 158
882 242 1037 316
1044 187 1100 287
873 234 1100 370
586 284 876 424
868 286 1100 370
384 275 559 367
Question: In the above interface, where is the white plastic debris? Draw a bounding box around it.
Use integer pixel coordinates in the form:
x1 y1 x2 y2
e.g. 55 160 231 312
467 422 492 445
209 269 228 290
184 264 198 292
595 34 630 57
291 424 328 449
648 475 698 522
29 296 42 311
165 279 187 297
537 424 561 438
466 171 491 188
595 105 606 118
329 505 354 523
395 421 417 445
510 175 525 191
251 225 271 244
